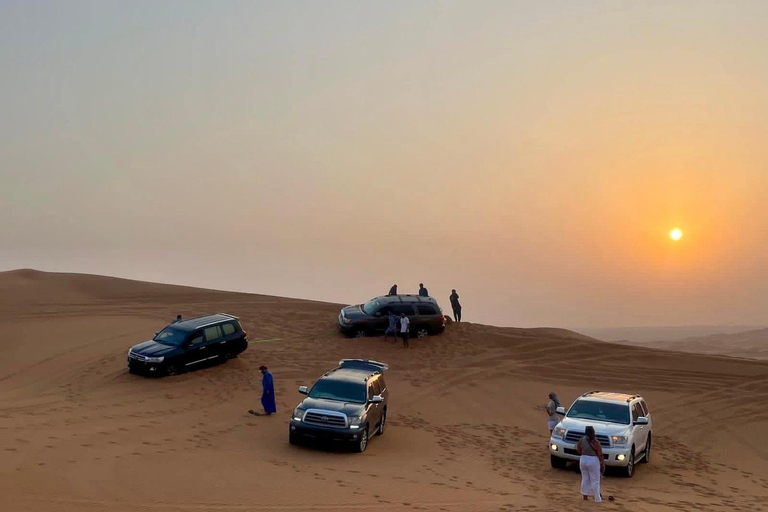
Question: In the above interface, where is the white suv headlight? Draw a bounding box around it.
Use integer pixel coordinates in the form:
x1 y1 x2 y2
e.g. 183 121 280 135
552 427 566 439
611 435 629 446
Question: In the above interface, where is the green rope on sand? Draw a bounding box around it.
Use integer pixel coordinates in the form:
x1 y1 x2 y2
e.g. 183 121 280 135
248 338 282 344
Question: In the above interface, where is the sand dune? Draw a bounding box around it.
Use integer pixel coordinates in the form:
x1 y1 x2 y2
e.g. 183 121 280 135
1 270 767 511
616 329 768 361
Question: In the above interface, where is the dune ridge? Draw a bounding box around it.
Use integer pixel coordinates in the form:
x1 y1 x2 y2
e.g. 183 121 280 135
1 270 767 511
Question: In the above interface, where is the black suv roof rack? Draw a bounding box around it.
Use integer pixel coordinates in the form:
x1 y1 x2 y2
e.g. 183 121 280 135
338 359 389 372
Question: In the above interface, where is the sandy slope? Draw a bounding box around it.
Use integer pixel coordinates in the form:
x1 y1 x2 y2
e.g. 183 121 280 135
618 329 768 361
1 270 767 512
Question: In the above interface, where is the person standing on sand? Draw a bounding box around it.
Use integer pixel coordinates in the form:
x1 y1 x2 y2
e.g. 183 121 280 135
576 426 604 502
418 283 429 297
172 314 182 324
250 366 277 416
546 392 560 433
384 310 399 342
399 312 410 348
388 284 398 296
449 289 461 322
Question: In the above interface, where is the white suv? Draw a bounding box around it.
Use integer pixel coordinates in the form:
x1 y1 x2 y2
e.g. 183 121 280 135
549 391 652 478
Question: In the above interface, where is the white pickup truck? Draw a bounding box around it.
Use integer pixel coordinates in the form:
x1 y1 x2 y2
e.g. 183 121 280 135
549 391 652 478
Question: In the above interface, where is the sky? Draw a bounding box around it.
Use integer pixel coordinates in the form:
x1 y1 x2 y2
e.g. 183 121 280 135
1 1 767 329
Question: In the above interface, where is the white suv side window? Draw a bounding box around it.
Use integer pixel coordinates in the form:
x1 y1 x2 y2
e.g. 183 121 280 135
631 403 642 422
639 400 649 417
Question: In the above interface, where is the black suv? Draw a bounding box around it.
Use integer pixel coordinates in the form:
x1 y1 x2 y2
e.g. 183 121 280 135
289 359 389 453
127 313 248 376
338 294 446 338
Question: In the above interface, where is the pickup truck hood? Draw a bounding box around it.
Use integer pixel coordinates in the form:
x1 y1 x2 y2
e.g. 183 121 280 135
558 417 631 436
299 397 365 416
130 339 178 358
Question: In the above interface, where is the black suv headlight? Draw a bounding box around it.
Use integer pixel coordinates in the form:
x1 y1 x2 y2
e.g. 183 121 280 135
292 408 305 421
347 416 363 429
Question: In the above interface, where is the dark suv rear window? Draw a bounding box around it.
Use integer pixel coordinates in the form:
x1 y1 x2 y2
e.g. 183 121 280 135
417 305 437 315
222 322 237 336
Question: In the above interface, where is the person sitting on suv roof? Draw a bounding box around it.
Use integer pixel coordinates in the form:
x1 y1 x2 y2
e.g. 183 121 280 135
418 283 429 297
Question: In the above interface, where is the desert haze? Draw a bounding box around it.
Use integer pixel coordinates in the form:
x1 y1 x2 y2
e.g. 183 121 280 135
1 269 767 511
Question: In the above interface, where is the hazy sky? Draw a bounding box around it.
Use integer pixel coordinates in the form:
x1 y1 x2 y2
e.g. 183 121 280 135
2 1 767 329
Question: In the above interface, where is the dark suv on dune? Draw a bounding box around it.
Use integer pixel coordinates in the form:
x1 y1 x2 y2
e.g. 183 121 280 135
127 313 248 376
338 294 446 338
289 359 389 453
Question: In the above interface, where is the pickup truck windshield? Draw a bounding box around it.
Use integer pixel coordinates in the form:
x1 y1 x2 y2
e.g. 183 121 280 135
567 400 630 425
153 327 186 346
309 380 366 403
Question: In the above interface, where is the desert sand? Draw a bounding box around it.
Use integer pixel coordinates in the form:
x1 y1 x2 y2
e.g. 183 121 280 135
1 269 767 511
615 329 768 361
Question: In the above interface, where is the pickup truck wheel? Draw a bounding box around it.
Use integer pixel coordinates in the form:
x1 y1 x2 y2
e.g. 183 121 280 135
550 455 567 469
355 428 369 453
376 410 386 436
622 448 635 477
641 435 651 464
416 328 430 338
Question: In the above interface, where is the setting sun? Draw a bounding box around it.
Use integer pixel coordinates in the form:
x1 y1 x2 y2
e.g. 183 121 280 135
670 228 683 241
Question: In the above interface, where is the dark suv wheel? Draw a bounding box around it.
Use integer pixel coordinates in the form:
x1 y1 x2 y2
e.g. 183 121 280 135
355 427 369 453
165 363 181 376
353 329 367 338
376 410 387 436
416 328 430 338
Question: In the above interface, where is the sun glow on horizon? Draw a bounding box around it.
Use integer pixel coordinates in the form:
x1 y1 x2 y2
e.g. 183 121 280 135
670 228 683 241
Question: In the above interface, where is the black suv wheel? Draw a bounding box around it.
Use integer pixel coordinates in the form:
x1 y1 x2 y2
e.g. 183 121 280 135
416 328 430 338
376 410 387 436
165 363 181 376
355 427 369 453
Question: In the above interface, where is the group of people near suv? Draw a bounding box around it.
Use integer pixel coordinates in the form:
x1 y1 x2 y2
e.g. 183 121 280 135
546 390 653 502
387 283 462 323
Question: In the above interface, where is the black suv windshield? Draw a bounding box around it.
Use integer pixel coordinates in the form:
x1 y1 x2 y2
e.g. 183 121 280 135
153 327 186 346
309 380 366 403
362 300 381 315
567 400 630 424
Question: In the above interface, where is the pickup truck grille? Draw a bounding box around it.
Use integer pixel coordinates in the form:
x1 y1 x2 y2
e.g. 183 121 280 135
303 410 348 428
564 431 611 447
